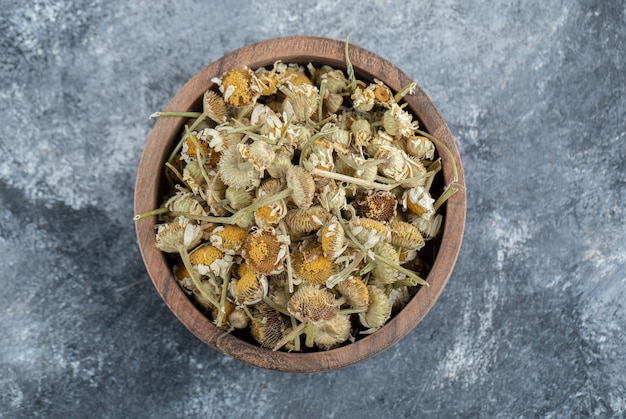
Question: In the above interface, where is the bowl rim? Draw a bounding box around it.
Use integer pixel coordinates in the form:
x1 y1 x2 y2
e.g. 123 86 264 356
134 35 466 372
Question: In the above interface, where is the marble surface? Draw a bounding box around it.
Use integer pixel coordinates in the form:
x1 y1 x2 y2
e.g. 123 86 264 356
1 1 624 417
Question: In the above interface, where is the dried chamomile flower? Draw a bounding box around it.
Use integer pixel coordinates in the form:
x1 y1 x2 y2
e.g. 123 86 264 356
254 178 288 227
351 84 376 112
203 89 228 123
292 245 336 286
348 217 390 249
164 191 207 217
250 302 285 349
375 143 426 181
388 221 425 251
315 66 349 93
155 217 203 253
371 241 401 285
313 314 352 350
228 306 250 329
266 151 294 179
231 262 268 305
397 247 418 265
181 130 220 165
286 165 315 209
317 180 347 212
189 244 233 278
216 66 261 107
353 191 398 223
383 103 419 139
225 186 253 210
284 206 331 234
358 285 392 332
407 212 443 239
242 227 289 275
371 79 394 107
406 135 435 160
282 82 319 123
324 93 344 115
351 119 372 147
287 284 340 323
318 219 346 260
278 65 313 86
303 142 335 172
217 144 261 189
250 104 284 139
238 140 276 176
388 286 412 313
202 174 228 217
209 225 248 255
402 186 435 218
336 275 369 309
174 264 195 295
254 66 279 96
182 160 206 196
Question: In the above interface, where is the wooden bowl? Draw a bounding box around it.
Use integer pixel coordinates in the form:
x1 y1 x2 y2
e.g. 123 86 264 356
134 36 466 372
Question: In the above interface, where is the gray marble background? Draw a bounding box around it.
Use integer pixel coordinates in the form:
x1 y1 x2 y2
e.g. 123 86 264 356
1 1 624 417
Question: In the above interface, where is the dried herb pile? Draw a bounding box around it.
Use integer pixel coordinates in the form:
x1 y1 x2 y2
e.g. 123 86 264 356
137 41 456 351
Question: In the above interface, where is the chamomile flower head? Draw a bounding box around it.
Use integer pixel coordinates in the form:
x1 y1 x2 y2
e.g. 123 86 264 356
202 89 228 123
242 227 289 275
231 262 268 305
353 190 398 223
287 284 340 323
163 191 207 217
358 285 392 331
389 221 425 251
371 241 401 285
350 119 372 147
282 82 319 123
189 244 233 278
250 302 285 349
406 135 436 160
402 186 435 218
348 217 391 249
155 217 203 253
284 206 331 234
218 144 261 189
286 165 315 209
216 66 261 107
318 219 346 260
336 275 369 310
313 314 352 350
292 245 336 286
209 225 248 255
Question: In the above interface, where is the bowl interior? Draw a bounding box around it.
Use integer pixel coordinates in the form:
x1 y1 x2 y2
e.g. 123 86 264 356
134 36 466 372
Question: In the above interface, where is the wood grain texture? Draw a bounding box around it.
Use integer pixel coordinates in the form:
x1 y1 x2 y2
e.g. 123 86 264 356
133 36 466 373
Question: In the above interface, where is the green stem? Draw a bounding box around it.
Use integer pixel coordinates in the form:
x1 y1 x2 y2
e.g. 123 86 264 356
326 249 367 288
165 161 185 185
393 82 416 103
262 296 291 317
134 207 168 221
305 321 315 348
433 186 458 212
339 307 367 315
273 320 307 351
151 111 203 119
289 315 301 352
310 168 394 191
